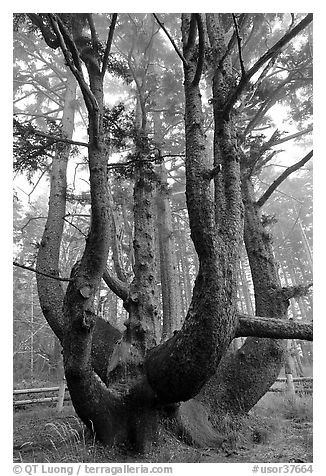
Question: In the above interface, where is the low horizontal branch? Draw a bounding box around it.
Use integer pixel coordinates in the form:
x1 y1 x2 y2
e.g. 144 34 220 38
34 130 89 148
13 261 71 282
236 314 312 341
14 261 130 298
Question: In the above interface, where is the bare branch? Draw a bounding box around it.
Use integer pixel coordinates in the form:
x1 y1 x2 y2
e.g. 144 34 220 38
244 76 293 137
192 14 205 87
48 14 83 74
152 13 188 67
62 217 87 237
87 13 100 52
289 14 296 30
101 14 118 77
232 14 246 77
26 169 49 203
257 150 313 207
20 216 47 232
252 129 279 164
47 14 99 115
221 14 248 68
33 130 89 148
270 126 313 147
13 261 71 282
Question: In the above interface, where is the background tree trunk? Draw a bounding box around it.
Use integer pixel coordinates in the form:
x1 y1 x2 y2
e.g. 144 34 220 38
156 162 183 338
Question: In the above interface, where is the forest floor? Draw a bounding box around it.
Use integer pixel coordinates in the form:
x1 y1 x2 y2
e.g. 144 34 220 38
13 392 312 464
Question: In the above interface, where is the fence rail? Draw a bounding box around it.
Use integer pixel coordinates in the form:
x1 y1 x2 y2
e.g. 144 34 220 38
269 376 312 395
13 376 312 411
13 379 68 411
14 386 62 395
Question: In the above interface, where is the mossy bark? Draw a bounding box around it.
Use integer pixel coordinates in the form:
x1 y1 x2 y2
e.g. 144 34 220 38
36 72 77 340
200 175 287 415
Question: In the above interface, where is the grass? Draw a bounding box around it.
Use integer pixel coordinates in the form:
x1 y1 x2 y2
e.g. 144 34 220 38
13 393 313 463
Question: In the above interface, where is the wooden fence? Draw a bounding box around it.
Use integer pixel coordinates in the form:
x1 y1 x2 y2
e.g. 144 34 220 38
13 379 69 412
269 376 313 395
13 376 312 411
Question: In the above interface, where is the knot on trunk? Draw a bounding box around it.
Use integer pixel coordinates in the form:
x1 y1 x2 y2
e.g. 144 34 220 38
82 309 96 331
79 285 92 298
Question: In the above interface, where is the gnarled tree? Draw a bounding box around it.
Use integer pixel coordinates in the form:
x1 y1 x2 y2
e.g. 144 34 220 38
14 13 313 451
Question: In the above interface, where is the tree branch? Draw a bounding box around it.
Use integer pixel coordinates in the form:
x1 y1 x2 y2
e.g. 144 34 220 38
20 216 47 231
192 14 205 87
256 150 313 207
281 283 313 301
62 217 87 237
101 14 118 77
270 126 313 147
49 14 83 74
47 14 99 115
244 76 293 137
232 14 245 77
87 13 100 52
102 266 129 301
152 13 188 67
13 261 71 282
219 14 247 70
33 130 89 147
184 13 197 54
236 314 313 341
249 129 280 169
27 14 60 49
223 13 313 118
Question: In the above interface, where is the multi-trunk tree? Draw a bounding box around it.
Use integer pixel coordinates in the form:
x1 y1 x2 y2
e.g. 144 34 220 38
14 13 313 451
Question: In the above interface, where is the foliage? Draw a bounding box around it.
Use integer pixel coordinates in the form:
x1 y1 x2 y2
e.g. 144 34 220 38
13 119 57 180
102 103 134 150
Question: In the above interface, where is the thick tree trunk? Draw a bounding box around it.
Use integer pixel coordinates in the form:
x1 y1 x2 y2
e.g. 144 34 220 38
145 14 243 405
94 135 162 449
57 56 126 444
201 176 288 415
176 225 192 310
36 72 77 341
